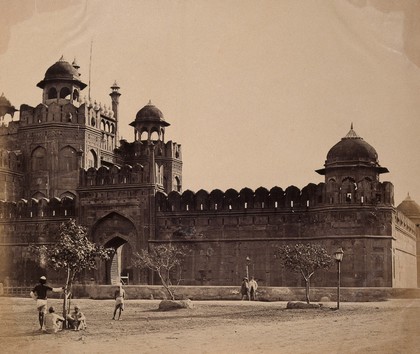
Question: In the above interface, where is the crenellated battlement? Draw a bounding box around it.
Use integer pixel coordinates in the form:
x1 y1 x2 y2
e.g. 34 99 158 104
0 196 76 220
18 101 116 129
156 180 394 212
117 139 182 161
394 209 418 236
79 163 147 187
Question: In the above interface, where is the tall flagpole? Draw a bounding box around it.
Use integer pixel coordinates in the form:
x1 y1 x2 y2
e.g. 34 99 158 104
88 40 93 101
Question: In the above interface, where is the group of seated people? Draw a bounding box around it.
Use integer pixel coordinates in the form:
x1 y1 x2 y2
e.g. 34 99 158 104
44 305 87 334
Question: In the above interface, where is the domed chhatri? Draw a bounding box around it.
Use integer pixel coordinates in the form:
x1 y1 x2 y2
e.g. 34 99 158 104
326 124 378 164
132 100 169 126
37 56 87 89
316 124 389 179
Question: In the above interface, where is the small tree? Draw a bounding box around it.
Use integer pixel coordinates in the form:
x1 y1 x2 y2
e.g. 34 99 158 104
275 243 333 304
30 219 111 326
132 243 188 300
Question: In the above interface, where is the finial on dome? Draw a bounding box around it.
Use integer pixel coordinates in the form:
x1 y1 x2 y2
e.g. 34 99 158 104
405 192 411 200
59 55 65 62
148 99 152 105
344 123 360 139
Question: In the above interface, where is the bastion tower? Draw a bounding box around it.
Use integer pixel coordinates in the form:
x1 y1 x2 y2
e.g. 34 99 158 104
14 56 120 200
316 124 392 205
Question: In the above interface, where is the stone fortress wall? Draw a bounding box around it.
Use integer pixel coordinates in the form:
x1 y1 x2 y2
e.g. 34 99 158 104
153 182 412 288
0 56 418 290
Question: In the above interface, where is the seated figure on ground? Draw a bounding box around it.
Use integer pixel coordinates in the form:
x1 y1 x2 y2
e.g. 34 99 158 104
44 306 64 334
66 305 87 331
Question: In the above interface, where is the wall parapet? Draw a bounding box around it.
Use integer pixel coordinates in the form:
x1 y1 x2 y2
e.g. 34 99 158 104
156 181 394 213
79 163 147 186
0 196 75 219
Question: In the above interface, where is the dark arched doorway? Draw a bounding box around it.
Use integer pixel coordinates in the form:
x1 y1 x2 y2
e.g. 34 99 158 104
103 237 134 285
91 212 138 284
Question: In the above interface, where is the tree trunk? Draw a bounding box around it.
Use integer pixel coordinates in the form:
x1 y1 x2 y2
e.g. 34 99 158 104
157 270 175 300
305 278 310 304
62 289 68 328
62 267 71 329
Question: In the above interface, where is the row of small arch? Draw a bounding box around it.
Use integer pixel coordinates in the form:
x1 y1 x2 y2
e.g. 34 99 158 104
46 86 78 101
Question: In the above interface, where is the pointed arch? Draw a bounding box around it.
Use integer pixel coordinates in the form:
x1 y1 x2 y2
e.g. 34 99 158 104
48 87 57 99
59 146 78 171
60 191 76 199
72 89 79 101
87 149 98 168
174 176 181 192
91 212 138 285
59 87 71 99
31 191 46 199
31 146 47 171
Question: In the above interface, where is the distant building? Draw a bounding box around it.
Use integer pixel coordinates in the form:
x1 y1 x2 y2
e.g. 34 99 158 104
397 195 420 287
0 57 418 288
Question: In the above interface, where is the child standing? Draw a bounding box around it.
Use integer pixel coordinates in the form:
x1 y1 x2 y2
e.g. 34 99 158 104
112 283 126 320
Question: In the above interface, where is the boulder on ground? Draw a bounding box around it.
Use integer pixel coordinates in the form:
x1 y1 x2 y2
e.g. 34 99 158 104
158 299 194 311
286 301 321 309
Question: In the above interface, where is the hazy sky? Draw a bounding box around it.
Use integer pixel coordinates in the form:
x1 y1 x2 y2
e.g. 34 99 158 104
1 0 419 205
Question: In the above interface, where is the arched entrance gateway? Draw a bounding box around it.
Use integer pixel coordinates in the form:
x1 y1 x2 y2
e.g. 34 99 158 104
90 212 139 285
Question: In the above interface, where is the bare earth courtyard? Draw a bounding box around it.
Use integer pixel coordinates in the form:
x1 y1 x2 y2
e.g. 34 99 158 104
0 298 419 354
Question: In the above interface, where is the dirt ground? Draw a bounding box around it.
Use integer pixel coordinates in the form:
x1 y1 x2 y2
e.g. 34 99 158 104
0 297 419 354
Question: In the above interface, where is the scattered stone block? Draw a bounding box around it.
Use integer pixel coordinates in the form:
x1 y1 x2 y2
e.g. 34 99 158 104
286 301 321 309
158 299 194 311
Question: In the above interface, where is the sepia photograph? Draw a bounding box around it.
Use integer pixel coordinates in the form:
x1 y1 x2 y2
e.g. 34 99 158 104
0 0 419 353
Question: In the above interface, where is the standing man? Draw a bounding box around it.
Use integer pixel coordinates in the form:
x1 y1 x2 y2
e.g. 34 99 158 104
249 276 258 301
30 276 64 331
112 283 126 320
240 277 250 301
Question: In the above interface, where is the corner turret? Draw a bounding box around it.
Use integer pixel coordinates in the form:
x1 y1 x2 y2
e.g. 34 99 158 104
37 56 87 107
